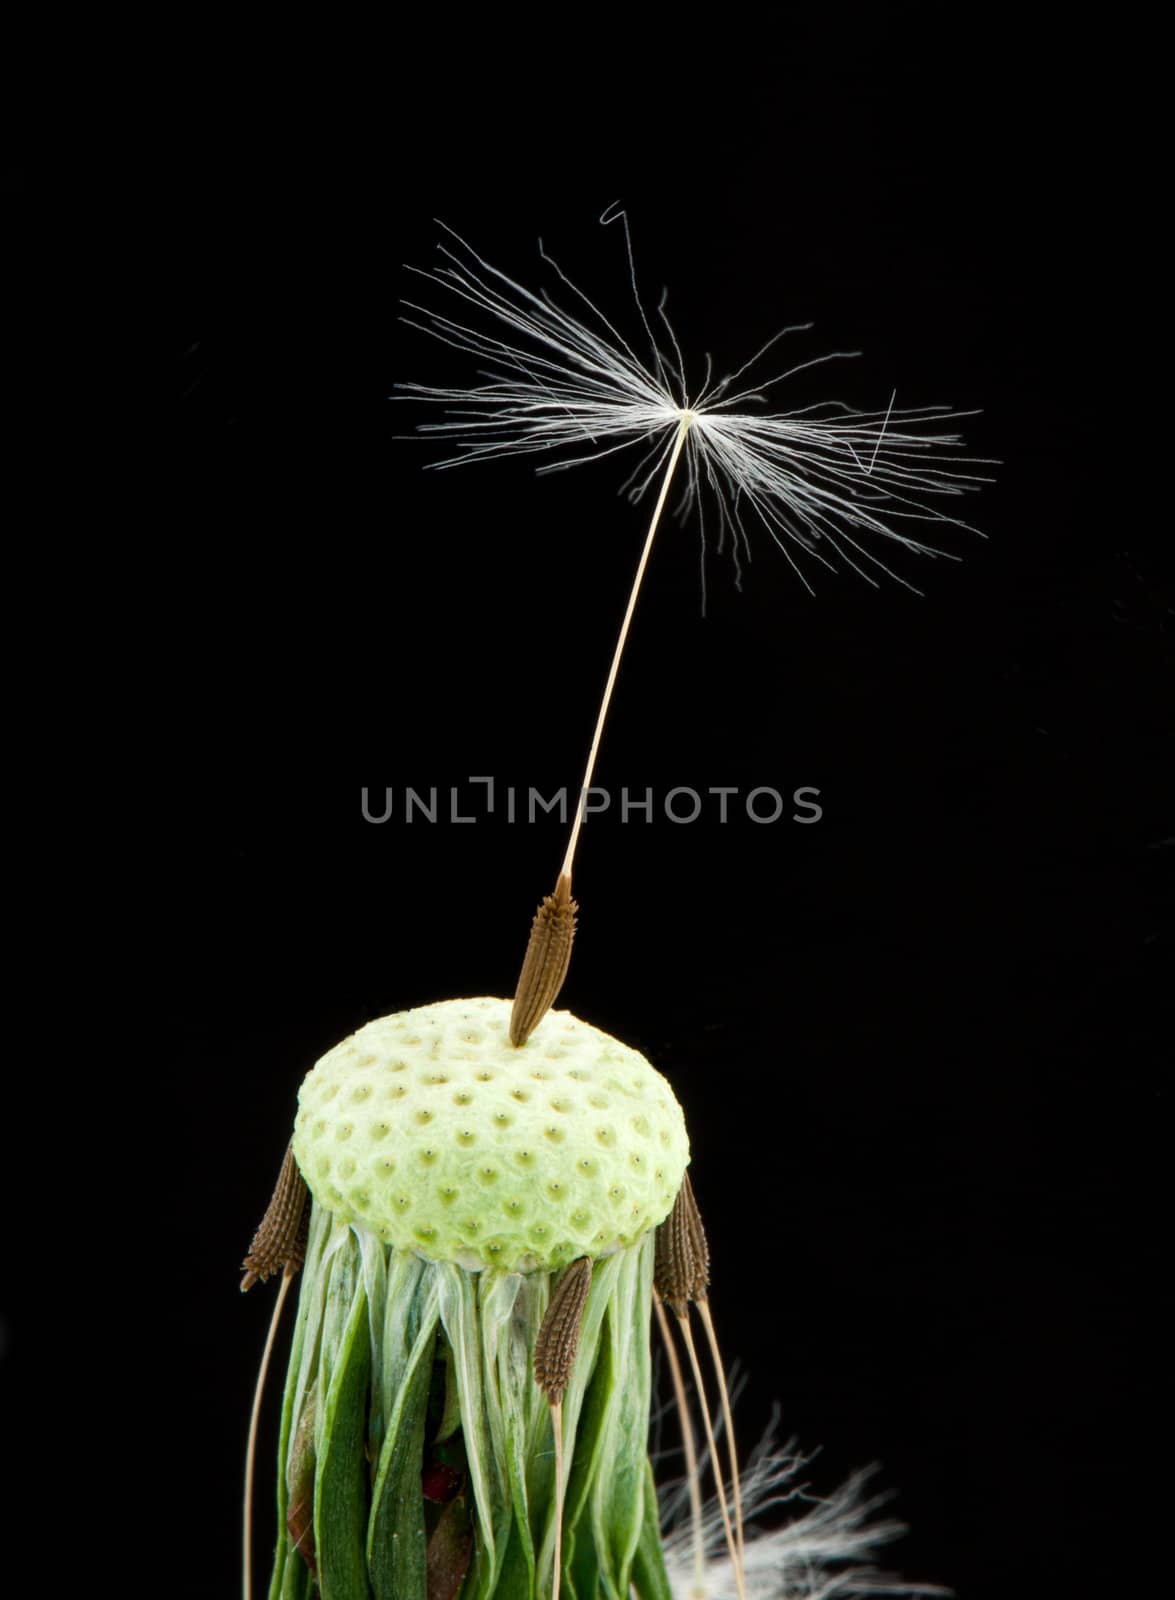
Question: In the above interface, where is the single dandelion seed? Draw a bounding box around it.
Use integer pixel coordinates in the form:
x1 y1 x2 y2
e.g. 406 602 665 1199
399 211 991 1034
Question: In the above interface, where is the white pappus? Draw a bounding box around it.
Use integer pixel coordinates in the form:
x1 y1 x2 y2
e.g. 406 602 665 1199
397 208 991 599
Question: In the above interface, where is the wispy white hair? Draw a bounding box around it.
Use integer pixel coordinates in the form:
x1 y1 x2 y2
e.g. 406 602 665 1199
659 1430 948 1600
398 211 991 595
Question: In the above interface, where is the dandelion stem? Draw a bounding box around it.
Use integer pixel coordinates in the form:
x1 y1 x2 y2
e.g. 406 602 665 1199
653 1290 707 1600
560 416 692 883
243 1262 296 1600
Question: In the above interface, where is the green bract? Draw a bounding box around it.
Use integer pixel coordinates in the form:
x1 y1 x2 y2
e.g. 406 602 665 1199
292 997 689 1273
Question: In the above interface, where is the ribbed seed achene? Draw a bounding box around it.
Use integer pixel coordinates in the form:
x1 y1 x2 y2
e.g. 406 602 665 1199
509 873 577 1046
240 1140 310 1290
654 1168 710 1315
533 1256 593 1404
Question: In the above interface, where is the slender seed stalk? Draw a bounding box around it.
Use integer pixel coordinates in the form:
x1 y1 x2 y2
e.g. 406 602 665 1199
243 1262 296 1600
676 1308 747 1600
550 1399 566 1600
560 415 692 883
698 1296 747 1581
653 1289 707 1600
510 416 693 1042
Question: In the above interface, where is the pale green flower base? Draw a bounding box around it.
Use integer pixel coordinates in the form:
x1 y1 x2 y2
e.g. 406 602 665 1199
270 1202 674 1599
291 998 689 1275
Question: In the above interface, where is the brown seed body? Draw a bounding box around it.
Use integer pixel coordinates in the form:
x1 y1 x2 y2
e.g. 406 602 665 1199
240 1141 310 1290
654 1169 710 1316
533 1256 593 1404
509 872 578 1046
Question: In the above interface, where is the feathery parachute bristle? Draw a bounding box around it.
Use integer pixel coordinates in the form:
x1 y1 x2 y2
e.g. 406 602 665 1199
398 218 994 593
660 1437 949 1599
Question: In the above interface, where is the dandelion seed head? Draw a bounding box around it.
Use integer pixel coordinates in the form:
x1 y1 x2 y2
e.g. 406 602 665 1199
397 216 993 595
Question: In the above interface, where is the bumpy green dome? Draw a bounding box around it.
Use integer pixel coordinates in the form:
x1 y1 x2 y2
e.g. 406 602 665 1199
292 996 689 1273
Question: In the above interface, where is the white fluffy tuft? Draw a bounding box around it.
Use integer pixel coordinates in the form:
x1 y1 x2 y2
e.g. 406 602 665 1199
658 1431 948 1600
398 217 993 594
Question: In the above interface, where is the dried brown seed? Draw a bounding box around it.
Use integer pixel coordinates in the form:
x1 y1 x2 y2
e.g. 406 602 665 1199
533 1255 593 1404
654 1168 710 1315
240 1141 310 1291
509 872 577 1046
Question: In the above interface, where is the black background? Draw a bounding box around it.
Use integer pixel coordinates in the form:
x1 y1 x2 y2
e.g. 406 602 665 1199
8 11 1167 1599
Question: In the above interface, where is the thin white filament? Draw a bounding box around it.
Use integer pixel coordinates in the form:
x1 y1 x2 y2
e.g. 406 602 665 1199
397 224 994 592
660 1435 949 1600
